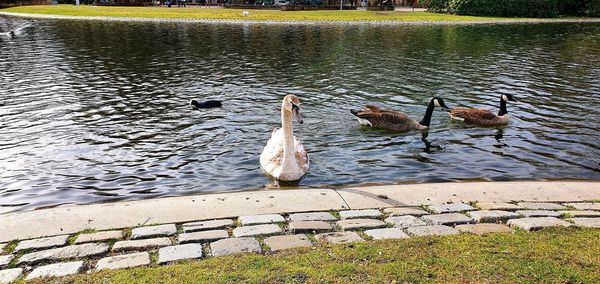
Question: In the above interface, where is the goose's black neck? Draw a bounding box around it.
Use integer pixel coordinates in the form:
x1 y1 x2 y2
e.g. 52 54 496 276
498 97 508 116
419 100 436 127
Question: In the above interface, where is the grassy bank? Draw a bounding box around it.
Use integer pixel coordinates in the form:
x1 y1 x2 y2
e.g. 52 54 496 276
1 5 531 22
23 227 600 283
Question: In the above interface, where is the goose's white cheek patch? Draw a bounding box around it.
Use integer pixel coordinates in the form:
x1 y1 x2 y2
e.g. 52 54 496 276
356 117 372 126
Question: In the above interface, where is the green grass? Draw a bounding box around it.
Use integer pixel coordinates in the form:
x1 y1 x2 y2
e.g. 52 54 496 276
2 5 538 22
22 227 600 283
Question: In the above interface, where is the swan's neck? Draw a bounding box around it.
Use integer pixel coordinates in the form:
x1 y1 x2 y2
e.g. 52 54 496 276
498 98 508 116
419 100 436 127
281 105 296 169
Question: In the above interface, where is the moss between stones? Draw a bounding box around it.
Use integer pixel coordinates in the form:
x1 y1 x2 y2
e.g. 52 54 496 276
563 204 578 210
148 250 159 266
22 227 600 283
2 240 18 254
6 248 30 269
257 237 272 255
122 228 132 240
328 210 341 220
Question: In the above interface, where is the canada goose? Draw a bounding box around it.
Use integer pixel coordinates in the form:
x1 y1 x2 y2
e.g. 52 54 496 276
350 97 449 132
189 99 222 109
448 94 517 126
260 95 309 182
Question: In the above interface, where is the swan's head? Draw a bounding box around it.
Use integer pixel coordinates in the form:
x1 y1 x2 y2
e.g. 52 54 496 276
432 97 450 110
283 95 303 124
501 94 517 102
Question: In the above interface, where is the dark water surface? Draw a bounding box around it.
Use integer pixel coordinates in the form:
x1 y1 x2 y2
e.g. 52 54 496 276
1 17 600 212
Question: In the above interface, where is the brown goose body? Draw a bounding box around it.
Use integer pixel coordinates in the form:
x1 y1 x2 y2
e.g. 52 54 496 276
352 105 423 132
448 107 509 126
448 95 516 126
351 98 449 132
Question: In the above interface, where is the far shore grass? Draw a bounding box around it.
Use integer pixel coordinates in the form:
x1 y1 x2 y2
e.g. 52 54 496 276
0 5 554 22
21 227 600 283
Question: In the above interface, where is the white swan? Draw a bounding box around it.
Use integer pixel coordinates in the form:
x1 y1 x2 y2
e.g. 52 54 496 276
260 95 309 182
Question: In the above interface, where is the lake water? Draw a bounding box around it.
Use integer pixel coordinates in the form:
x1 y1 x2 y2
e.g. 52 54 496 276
1 16 600 212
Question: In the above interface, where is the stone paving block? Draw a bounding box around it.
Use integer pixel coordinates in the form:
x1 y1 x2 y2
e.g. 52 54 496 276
178 230 229 244
339 209 382 220
210 237 262 257
75 230 123 244
232 224 282 238
422 213 473 226
96 252 150 271
315 232 364 244
427 203 475 214
406 225 459 237
112 237 171 252
158 244 203 264
507 217 571 231
569 218 600 228
238 214 285 226
182 219 234 233
0 255 13 268
559 211 600 217
0 268 22 284
288 221 333 233
516 210 561 218
264 235 313 251
26 261 84 280
467 210 519 222
288 212 337 222
476 202 522 211
517 202 566 210
455 224 514 235
18 243 109 265
385 216 427 228
383 207 429 217
131 224 177 239
14 235 69 252
563 203 600 211
336 219 386 231
364 228 410 240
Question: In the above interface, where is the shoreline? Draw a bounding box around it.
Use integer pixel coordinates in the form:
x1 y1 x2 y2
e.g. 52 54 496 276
1 180 599 242
0 177 594 215
1 180 598 283
0 180 599 283
2 11 600 26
